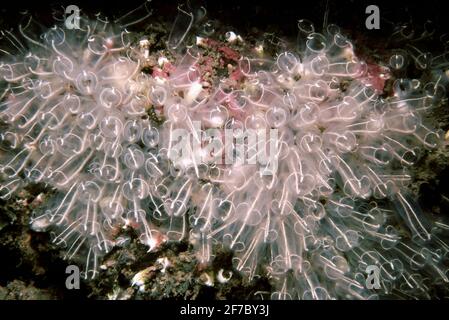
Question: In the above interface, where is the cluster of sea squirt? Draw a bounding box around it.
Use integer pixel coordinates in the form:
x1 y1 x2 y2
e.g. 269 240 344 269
0 8 448 299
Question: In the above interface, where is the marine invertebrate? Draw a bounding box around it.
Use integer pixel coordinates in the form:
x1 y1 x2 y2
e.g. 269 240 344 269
0 4 157 277
1 3 448 299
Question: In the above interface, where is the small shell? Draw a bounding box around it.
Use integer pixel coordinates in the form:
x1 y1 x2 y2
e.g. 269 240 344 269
217 269 233 283
156 257 171 274
196 36 206 46
225 31 237 43
131 270 147 292
200 272 214 287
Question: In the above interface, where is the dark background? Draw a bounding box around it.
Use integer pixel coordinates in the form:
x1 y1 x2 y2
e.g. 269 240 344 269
0 0 448 36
